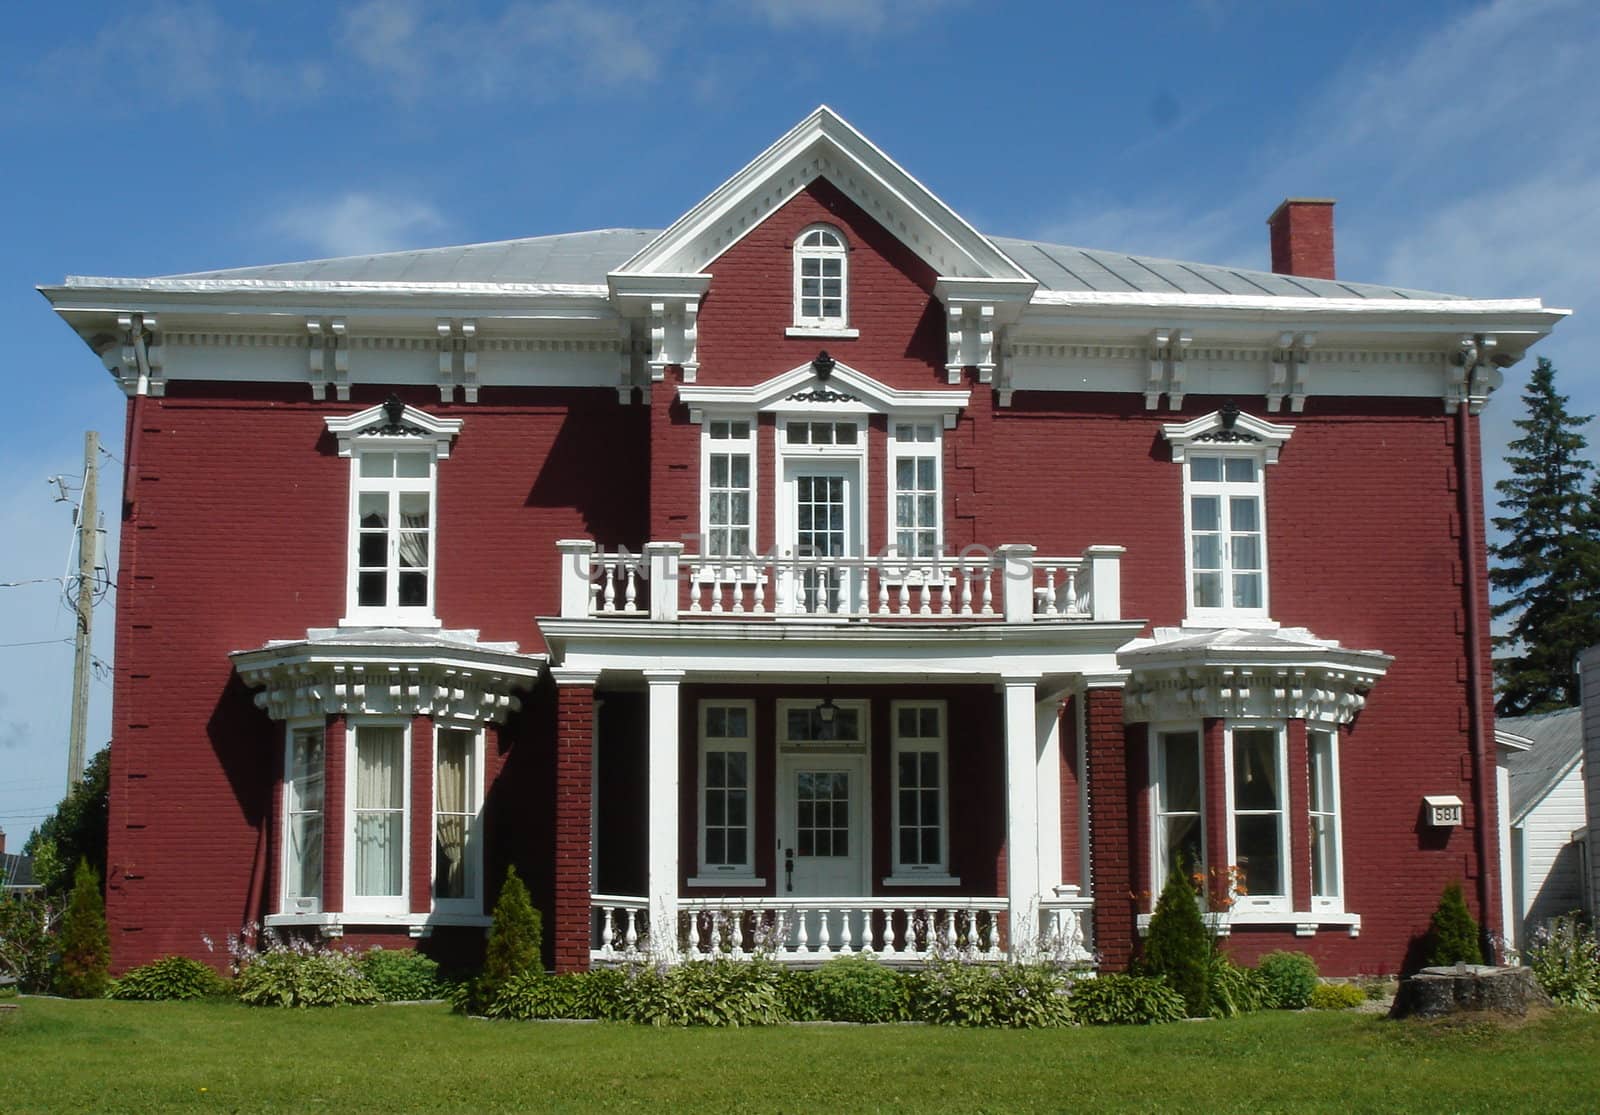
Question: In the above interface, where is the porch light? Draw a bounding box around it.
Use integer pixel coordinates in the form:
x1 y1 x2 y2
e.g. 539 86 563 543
815 680 838 740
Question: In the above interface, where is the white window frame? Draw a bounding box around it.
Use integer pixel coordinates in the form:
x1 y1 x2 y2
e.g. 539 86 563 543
342 445 441 627
1150 724 1206 893
887 700 957 886
694 700 759 884
1182 451 1269 624
791 224 849 332
1307 725 1345 913
1224 722 1291 914
886 421 943 566
700 418 757 559
281 720 326 915
776 697 871 750
344 718 412 916
432 722 485 914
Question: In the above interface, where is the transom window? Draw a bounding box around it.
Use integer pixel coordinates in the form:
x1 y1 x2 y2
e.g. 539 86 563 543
1186 453 1266 619
891 701 950 878
794 225 847 327
785 420 858 446
699 702 755 877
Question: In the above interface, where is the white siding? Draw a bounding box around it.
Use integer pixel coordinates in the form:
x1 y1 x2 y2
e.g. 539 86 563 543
1582 647 1600 922
1517 763 1587 945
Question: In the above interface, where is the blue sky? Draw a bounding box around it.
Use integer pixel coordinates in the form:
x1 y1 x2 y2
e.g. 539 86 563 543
2 0 1596 844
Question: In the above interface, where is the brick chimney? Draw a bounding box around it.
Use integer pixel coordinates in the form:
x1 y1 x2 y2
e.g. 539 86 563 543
1267 198 1336 280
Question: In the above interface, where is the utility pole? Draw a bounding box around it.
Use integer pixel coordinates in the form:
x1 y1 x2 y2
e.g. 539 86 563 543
67 430 98 787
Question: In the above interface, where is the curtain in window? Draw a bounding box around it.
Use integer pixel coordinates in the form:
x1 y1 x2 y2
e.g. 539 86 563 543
435 732 468 898
398 509 429 569
354 728 403 897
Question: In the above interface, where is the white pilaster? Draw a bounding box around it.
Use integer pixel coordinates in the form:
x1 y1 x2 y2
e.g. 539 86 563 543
1035 696 1063 898
645 669 685 958
1003 677 1042 955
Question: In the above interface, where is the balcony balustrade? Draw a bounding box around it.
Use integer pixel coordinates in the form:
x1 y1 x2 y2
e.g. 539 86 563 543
558 541 1123 624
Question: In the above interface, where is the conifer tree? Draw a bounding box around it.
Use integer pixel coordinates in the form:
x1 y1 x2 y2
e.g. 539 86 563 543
54 858 110 998
1426 881 1483 967
1490 357 1600 715
1142 864 1211 1016
481 865 543 989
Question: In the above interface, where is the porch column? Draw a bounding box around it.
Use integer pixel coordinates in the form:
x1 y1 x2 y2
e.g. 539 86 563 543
553 670 599 973
1003 677 1043 954
1035 696 1064 895
644 669 684 959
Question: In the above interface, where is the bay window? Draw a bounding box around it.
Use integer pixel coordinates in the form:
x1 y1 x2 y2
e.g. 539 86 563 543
1153 727 1204 887
283 723 325 913
434 726 482 908
349 722 408 912
1227 724 1288 911
1308 728 1344 909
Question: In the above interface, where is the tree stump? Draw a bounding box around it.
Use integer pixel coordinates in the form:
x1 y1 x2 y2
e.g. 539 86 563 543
1389 964 1552 1020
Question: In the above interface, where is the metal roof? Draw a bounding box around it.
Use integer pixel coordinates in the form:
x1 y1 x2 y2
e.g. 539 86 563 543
163 228 1461 301
1501 707 1584 823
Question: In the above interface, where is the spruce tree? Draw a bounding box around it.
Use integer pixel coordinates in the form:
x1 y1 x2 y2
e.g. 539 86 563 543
1142 865 1211 1016
1490 357 1600 715
54 858 111 998
481 865 543 989
1426 881 1484 967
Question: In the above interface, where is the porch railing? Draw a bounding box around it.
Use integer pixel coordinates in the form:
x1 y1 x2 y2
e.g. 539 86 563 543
591 895 1096 967
557 541 1124 624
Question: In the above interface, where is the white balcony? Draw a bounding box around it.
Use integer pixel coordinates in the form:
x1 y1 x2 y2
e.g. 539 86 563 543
590 894 1095 968
558 541 1124 625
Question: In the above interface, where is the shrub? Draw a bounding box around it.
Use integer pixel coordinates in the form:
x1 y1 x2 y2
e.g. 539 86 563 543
776 966 822 1021
915 961 1073 1028
809 955 911 1022
1142 865 1210 1016
1310 982 1366 1010
1069 973 1185 1025
1428 882 1484 967
0 893 56 993
1525 914 1600 1010
616 958 784 1027
1256 951 1319 1009
109 956 228 1001
359 948 444 1001
482 867 543 992
54 859 110 999
1207 952 1269 1018
235 941 379 1008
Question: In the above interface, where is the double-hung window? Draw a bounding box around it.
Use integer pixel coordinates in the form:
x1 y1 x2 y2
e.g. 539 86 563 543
704 420 754 558
793 225 847 329
890 701 951 881
434 726 482 909
1186 453 1266 619
283 723 326 913
699 702 756 879
352 450 435 620
1153 727 1204 886
1307 728 1344 910
1227 725 1288 911
890 423 940 561
349 722 409 913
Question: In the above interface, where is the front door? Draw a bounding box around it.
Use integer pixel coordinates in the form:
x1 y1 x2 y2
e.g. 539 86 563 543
778 753 867 945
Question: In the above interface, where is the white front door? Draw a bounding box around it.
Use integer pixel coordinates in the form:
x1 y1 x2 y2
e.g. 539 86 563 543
780 462 860 614
778 753 867 943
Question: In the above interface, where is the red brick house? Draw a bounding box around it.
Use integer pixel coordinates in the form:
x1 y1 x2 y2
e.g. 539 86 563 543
41 107 1565 975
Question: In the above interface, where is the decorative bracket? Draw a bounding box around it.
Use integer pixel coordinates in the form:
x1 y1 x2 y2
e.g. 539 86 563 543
1145 329 1170 410
647 298 701 383
1167 331 1192 410
1268 331 1316 413
1450 334 1501 415
436 319 481 403
111 313 162 397
943 303 999 385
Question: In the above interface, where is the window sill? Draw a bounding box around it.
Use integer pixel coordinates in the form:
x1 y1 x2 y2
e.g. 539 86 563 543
265 911 493 938
339 615 443 630
785 326 860 339
882 874 961 887
1180 615 1279 631
1136 910 1361 938
687 876 767 888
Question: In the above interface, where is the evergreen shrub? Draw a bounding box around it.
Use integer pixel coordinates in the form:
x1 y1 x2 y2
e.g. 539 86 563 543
1142 865 1211 1016
1068 973 1185 1025
1427 882 1484 967
109 955 228 1001
54 859 110 998
1256 951 1319 1009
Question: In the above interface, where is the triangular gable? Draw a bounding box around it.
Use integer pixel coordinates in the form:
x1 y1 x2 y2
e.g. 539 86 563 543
678 353 971 429
612 106 1034 284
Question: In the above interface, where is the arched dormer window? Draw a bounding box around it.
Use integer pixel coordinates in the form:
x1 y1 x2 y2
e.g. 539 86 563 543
793 225 848 329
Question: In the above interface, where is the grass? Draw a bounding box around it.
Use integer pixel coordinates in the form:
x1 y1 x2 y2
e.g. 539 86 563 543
5 998 1600 1113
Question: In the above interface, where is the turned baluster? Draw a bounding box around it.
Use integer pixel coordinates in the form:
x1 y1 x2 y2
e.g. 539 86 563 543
981 567 995 615
753 568 768 615
1064 568 1079 616
624 562 639 611
624 909 640 953
794 908 809 958
878 570 891 615
961 567 975 615
599 906 615 956
816 909 832 956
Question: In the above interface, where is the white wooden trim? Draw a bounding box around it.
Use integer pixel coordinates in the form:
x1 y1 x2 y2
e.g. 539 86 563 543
646 671 684 954
280 719 326 916
1002 679 1042 948
430 723 485 916
344 718 412 916
1224 721 1292 913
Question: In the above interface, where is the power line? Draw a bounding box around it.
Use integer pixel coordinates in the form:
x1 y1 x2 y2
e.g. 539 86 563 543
0 577 67 589
0 637 73 650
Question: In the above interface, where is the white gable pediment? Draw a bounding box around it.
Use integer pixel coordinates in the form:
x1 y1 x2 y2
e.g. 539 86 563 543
610 106 1035 287
1161 405 1295 464
325 396 464 458
678 353 971 429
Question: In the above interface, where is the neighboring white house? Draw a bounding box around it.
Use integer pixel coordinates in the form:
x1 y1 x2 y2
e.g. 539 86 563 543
1500 707 1585 949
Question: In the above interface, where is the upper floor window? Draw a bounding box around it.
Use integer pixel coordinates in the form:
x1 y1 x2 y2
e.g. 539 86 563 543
704 420 754 557
327 397 462 628
794 225 847 329
1162 406 1293 626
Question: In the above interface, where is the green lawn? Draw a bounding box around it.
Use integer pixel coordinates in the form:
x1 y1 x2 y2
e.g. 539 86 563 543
5 998 1600 1113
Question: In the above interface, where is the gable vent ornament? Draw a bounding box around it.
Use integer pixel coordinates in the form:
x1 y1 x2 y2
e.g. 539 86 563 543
812 350 836 379
1193 400 1262 444
364 393 417 436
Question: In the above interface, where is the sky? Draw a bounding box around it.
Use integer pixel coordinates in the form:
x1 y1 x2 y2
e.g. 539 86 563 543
1 0 1596 845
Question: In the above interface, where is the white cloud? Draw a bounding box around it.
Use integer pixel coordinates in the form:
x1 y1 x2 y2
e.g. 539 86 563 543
740 0 965 34
271 193 449 258
339 0 658 101
35 1 325 110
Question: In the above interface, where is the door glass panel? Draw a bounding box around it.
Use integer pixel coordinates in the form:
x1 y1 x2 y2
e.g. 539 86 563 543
796 770 849 858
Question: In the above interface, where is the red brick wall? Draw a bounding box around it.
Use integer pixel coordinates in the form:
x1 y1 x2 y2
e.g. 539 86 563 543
553 683 594 973
1086 689 1136 970
1059 697 1083 888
